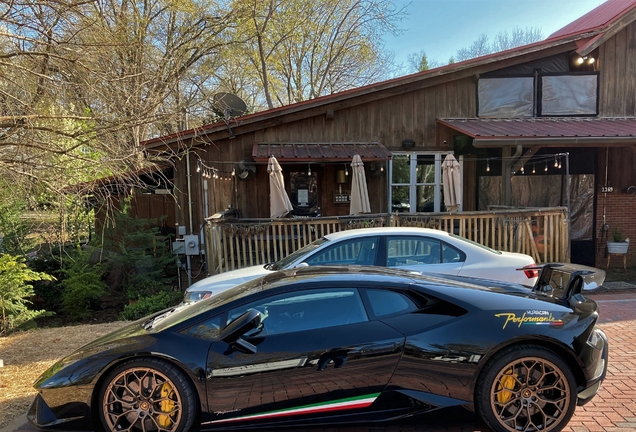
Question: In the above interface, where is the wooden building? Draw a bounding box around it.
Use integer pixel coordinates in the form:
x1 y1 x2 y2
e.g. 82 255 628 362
142 0 636 270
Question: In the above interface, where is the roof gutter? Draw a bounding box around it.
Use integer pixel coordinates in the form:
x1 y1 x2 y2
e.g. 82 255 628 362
472 136 636 148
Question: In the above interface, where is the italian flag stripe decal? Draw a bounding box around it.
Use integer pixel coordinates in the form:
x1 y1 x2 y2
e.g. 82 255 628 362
204 393 380 425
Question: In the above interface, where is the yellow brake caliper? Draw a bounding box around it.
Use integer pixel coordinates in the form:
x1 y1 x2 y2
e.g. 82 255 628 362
158 382 176 427
497 368 516 403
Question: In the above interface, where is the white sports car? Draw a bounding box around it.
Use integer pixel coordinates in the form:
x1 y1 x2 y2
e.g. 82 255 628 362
184 227 539 303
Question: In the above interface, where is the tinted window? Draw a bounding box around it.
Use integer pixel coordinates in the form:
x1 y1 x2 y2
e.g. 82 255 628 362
387 236 441 266
441 243 464 263
365 289 418 318
304 237 378 266
228 288 368 337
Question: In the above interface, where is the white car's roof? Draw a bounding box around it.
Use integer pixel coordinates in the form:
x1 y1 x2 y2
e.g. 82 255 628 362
324 227 452 241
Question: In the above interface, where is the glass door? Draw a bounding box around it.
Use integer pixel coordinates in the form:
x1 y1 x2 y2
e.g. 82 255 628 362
389 152 457 213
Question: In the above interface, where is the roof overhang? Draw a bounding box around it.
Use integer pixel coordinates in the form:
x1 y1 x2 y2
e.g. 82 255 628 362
252 142 392 162
438 117 636 148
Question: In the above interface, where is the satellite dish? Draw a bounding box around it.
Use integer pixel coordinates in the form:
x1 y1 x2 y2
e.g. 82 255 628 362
213 92 247 118
235 159 256 180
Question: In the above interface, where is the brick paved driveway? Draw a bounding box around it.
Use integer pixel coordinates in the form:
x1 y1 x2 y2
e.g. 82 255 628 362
7 291 636 432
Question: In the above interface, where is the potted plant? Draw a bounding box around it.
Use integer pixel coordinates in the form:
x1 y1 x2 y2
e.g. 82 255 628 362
607 227 629 254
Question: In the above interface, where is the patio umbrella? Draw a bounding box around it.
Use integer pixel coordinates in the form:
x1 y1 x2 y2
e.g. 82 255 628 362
349 154 371 214
442 154 461 212
267 156 293 218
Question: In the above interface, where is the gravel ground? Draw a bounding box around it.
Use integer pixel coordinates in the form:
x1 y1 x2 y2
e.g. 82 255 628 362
0 322 127 429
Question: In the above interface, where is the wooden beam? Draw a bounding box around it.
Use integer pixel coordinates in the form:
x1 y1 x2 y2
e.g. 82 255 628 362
511 146 543 174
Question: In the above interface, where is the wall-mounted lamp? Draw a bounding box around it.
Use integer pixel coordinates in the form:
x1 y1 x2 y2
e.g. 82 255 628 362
370 162 385 177
576 55 595 65
402 139 415 149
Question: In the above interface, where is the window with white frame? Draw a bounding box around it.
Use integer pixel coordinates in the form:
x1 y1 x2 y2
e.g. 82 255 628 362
389 152 458 213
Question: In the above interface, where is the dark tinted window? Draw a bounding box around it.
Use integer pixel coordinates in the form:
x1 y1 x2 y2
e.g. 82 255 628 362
441 243 464 263
304 237 378 266
228 288 368 337
365 289 418 318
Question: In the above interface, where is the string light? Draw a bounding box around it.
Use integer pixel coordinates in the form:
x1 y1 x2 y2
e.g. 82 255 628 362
308 164 312 176
231 166 235 176
486 159 490 172
544 162 548 172
554 156 559 168
196 161 201 173
532 164 536 174
558 160 562 169
520 165 524 174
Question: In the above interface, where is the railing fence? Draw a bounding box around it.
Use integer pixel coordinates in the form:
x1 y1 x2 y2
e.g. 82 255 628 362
204 208 568 275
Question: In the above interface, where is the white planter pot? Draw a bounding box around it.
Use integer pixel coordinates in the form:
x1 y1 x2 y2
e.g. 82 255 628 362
607 242 629 254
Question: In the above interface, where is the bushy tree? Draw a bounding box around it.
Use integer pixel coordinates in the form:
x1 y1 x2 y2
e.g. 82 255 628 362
60 247 107 320
0 254 54 336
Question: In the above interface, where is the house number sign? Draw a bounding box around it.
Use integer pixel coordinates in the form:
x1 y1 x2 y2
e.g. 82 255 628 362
601 186 613 193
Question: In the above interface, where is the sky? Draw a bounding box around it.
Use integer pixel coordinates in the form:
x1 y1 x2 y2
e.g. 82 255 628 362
384 0 607 69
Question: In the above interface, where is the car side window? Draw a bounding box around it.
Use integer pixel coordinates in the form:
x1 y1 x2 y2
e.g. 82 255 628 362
441 242 465 263
386 236 441 266
180 315 224 340
363 289 418 318
303 237 378 266
227 288 368 337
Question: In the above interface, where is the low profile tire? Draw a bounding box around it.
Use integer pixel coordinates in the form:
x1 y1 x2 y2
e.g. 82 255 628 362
98 358 197 432
475 345 577 432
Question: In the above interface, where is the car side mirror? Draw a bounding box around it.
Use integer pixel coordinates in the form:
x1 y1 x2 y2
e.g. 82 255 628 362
220 309 262 345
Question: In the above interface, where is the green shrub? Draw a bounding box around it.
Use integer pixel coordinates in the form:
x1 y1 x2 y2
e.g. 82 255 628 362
60 248 107 320
119 290 182 321
0 253 54 336
101 201 175 300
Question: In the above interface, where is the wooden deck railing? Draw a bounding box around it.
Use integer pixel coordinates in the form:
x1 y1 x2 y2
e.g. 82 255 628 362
204 207 569 275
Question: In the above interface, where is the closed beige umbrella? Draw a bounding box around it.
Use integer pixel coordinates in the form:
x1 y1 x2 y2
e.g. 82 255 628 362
267 156 293 218
442 154 461 212
349 154 371 214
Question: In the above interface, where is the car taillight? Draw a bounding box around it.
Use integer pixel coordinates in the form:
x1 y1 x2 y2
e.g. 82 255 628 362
522 264 539 279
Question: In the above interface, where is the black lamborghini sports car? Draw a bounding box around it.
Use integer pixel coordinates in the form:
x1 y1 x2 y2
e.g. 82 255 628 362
29 264 608 432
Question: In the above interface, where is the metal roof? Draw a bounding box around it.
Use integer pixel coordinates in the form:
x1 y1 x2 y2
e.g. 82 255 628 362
252 142 391 162
548 0 636 39
438 117 636 147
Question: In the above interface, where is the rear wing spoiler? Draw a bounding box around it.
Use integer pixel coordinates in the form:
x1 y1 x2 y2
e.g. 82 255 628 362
522 263 606 301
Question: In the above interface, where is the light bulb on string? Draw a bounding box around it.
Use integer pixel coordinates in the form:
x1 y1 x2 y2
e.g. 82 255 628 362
486 159 490 172
345 164 348 176
554 156 559 168
544 162 548 172
532 163 536 174
520 165 524 174
231 166 236 176
308 164 312 176
196 161 201 173
558 161 562 169
380 165 384 172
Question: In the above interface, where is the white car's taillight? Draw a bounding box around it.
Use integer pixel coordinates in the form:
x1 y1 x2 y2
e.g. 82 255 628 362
522 264 539 279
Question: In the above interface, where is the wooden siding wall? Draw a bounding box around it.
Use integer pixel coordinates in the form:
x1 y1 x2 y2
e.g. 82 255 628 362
599 20 636 116
175 76 477 233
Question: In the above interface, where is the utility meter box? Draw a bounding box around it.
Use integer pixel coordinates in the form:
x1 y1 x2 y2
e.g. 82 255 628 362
184 235 200 255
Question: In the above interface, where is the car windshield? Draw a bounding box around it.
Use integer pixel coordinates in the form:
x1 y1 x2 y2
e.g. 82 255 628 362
266 237 329 270
149 277 266 332
449 233 502 255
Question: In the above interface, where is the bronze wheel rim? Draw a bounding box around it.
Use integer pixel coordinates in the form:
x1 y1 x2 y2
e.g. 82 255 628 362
102 367 182 432
490 357 570 432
